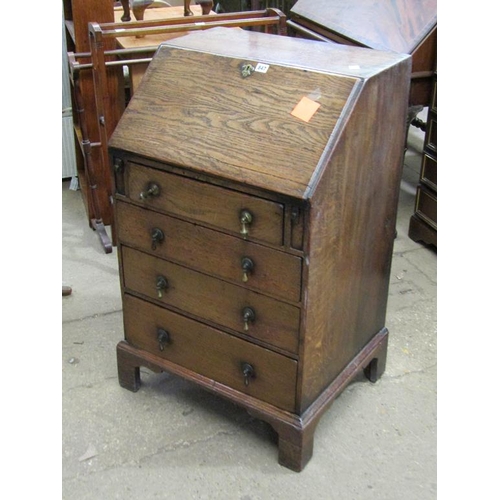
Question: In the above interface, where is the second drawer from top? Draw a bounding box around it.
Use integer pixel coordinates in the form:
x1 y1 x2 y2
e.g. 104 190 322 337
115 200 302 303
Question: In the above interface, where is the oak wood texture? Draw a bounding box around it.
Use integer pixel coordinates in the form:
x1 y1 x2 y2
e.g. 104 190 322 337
288 0 436 107
110 30 409 199
110 45 355 199
123 294 297 411
115 200 302 302
117 327 389 472
110 28 411 471
121 246 301 354
125 162 285 246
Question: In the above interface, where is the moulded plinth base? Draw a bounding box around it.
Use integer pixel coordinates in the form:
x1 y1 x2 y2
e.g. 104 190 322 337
116 327 388 472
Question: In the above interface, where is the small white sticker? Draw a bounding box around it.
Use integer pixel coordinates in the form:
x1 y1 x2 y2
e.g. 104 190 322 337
255 63 270 74
195 22 206 25
348 64 360 70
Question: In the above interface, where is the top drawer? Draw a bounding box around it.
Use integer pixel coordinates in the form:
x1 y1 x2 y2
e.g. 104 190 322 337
124 162 284 247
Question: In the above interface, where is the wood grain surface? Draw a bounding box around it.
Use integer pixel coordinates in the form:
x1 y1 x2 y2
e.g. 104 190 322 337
125 162 285 246
111 28 411 470
121 246 301 354
123 294 298 411
110 44 356 199
116 200 302 302
291 0 437 54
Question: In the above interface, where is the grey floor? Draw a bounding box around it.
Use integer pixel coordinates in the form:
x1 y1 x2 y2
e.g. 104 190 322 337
62 119 437 500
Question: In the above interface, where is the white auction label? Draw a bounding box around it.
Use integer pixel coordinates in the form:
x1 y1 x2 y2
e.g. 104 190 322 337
255 63 270 73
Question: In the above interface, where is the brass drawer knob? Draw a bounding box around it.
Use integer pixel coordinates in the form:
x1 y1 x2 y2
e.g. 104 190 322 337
139 182 160 200
151 227 165 250
239 209 253 239
157 328 170 351
241 362 255 386
241 257 254 282
155 275 169 299
242 306 256 331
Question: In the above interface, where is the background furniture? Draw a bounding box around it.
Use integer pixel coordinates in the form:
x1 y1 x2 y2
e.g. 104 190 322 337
63 0 122 223
215 1 296 15
409 71 437 247
287 0 437 245
62 7 78 180
113 5 217 97
287 0 436 110
108 28 411 471
64 0 123 251
65 1 286 252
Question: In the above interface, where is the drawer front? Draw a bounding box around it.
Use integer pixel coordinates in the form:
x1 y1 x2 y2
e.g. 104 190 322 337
126 162 284 246
421 154 437 190
425 117 437 153
121 247 301 354
431 79 437 113
415 186 437 229
123 294 297 412
116 201 302 302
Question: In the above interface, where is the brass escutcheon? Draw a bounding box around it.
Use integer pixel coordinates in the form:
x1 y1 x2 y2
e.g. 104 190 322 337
240 63 255 78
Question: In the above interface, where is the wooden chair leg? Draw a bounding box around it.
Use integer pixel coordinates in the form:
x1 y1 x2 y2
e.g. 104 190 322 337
120 0 131 21
199 1 213 15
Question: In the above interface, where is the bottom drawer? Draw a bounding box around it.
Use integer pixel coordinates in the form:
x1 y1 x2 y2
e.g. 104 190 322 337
123 294 297 412
415 186 437 229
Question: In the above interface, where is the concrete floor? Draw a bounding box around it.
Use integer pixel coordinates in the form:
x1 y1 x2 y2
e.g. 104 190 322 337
62 120 436 499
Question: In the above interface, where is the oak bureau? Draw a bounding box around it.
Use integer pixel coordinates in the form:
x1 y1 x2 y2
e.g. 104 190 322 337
108 28 411 472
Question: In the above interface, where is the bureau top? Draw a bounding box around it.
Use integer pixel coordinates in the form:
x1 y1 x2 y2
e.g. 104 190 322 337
109 28 409 200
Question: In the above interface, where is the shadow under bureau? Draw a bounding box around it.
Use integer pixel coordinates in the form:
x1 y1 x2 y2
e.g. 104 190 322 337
108 28 411 472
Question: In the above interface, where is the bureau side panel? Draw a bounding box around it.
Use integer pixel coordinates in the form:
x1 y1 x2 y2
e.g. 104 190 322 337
297 58 411 412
